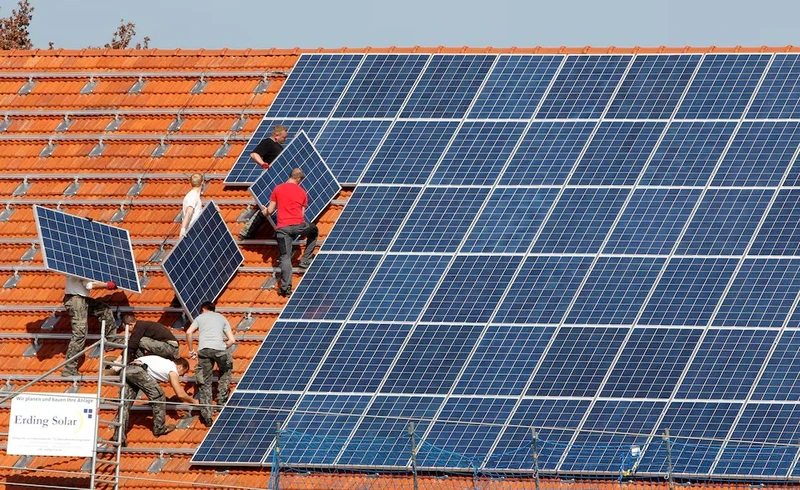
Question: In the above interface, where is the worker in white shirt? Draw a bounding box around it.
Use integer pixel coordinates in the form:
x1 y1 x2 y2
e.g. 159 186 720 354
179 173 204 238
62 275 117 377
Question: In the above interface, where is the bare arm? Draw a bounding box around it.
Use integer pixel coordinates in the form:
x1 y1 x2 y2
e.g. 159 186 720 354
185 323 198 359
180 206 195 235
263 200 277 216
169 372 197 404
224 329 236 348
250 152 269 169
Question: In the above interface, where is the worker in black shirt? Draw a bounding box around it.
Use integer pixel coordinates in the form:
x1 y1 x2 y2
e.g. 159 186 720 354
239 124 288 240
109 314 180 370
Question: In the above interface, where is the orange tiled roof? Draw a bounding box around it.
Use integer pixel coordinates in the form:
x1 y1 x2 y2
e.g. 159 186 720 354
0 47 784 490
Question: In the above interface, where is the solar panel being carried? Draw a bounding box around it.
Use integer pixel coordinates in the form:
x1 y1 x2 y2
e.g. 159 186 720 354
198 52 800 480
34 205 141 293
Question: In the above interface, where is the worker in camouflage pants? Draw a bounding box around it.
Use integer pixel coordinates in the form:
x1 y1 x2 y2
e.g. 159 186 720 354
62 276 118 377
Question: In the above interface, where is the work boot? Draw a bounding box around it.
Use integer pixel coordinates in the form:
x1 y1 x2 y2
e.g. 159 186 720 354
154 424 177 437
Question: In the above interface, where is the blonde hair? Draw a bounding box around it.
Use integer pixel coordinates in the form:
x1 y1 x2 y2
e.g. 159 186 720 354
272 124 288 136
190 173 203 188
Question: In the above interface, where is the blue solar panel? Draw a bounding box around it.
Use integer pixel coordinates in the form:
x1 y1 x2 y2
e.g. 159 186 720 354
421 255 522 323
361 121 460 185
640 258 738 326
249 131 341 226
268 54 363 118
462 187 559 253
751 190 800 255
381 323 484 395
675 189 773 255
34 205 140 293
161 201 243 320
310 322 413 392
565 257 665 325
350 254 451 322
532 187 630 254
714 259 800 328
748 54 800 118
468 55 563 119
752 330 800 401
495 256 593 324
677 329 777 399
712 121 800 186
401 54 495 118
569 121 666 185
605 188 702 255
418 397 516 468
538 55 631 118
641 121 737 186
676 54 770 119
499 121 595 185
454 324 555 396
224 119 326 185
606 54 701 119
237 321 341 391
391 187 491 253
430 121 527 186
313 119 392 184
333 54 428 118
526 326 629 397
601 327 702 398
280 253 381 321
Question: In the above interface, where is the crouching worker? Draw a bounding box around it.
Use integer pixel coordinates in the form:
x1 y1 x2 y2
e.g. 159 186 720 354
113 355 197 445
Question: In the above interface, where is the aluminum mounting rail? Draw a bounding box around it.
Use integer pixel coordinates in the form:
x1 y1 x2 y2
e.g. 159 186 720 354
0 70 289 79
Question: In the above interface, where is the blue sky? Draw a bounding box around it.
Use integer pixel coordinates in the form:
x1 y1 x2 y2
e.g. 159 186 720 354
3 0 799 50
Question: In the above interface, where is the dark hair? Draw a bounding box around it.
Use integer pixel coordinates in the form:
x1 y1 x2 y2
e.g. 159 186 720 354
174 358 190 372
121 313 136 325
200 301 215 312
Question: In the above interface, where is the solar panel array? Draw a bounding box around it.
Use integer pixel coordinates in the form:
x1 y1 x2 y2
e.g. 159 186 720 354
202 52 800 479
162 201 244 321
34 205 141 293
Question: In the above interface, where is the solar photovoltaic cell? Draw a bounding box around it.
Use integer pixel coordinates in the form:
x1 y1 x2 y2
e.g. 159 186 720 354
224 118 326 186
236 321 341 392
495 256 593 325
462 187 559 253
401 54 496 118
605 188 702 255
751 190 800 255
499 121 596 185
641 121 737 186
676 54 770 119
538 55 631 118
600 327 702 398
468 55 563 119
752 330 800 401
712 121 800 186
569 121 666 185
268 54 363 118
313 119 392 184
527 327 629 398
361 120 460 185
677 329 777 399
333 54 428 118
309 322 413 392
420 255 522 323
561 400 664 473
748 54 800 118
675 189 773 255
606 54 701 119
430 121 527 186
640 402 740 474
453 324 555 396
381 323 484 395
713 259 800 328
391 187 491 253
418 397 516 468
565 256 665 325
250 131 341 226
640 258 738 326
34 205 140 293
161 201 243 320
280 253 382 321
350 254 451 322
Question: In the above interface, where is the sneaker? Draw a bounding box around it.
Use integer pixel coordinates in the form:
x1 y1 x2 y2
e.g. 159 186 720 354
299 256 314 269
154 424 177 437
277 287 292 298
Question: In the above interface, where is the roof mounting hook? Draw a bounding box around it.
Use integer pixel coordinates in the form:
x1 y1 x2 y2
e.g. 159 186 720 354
0 113 10 132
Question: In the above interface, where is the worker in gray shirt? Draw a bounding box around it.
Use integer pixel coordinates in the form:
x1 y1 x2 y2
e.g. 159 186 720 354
185 301 236 426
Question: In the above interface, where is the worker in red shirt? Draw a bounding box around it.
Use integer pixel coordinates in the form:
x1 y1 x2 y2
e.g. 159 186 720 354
263 167 318 297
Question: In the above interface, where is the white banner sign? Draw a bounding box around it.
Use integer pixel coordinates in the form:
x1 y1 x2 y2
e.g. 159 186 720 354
8 393 97 457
